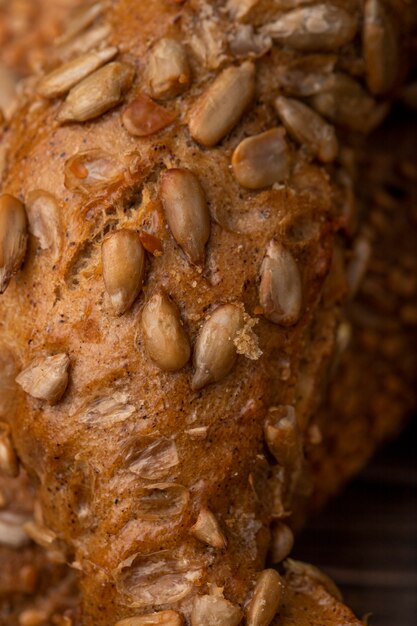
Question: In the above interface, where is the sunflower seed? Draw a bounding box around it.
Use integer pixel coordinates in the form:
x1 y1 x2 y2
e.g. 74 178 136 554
115 611 184 626
58 23 112 59
0 64 17 119
264 405 301 467
269 522 294 563
22 520 57 549
18 609 49 626
142 291 191 372
346 236 372 297
122 93 176 137
146 38 190 100
64 149 124 192
38 47 118 98
192 303 244 390
190 507 227 549
191 595 242 626
0 194 28 294
57 62 135 123
246 569 283 626
275 54 336 97
309 72 385 133
275 96 338 163
136 483 190 520
56 2 104 45
26 190 61 257
232 128 291 189
16 353 70 405
0 422 19 478
284 559 342 601
363 0 399 95
259 240 302 326
264 4 357 51
160 168 210 266
102 230 146 315
0 511 31 548
189 62 255 147
128 438 179 480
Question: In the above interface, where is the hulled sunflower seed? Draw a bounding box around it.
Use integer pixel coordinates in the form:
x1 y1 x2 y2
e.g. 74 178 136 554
115 611 184 626
56 2 104 45
26 190 61 257
264 405 301 467
192 303 244 390
122 93 176 137
269 522 294 563
0 422 19 478
38 47 118 98
101 230 146 315
246 569 283 626
275 54 336 97
191 595 242 626
146 38 190 100
264 4 357 51
275 96 338 163
259 240 302 326
363 0 399 95
0 194 28 294
57 62 135 123
0 511 30 548
190 507 227 549
232 128 291 189
189 62 255 147
142 292 191 372
22 520 57 549
160 168 210 266
284 559 342 601
16 353 70 405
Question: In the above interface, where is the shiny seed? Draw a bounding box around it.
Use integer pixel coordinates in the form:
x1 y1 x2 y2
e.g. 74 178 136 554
101 230 146 315
16 353 70 405
189 62 255 147
57 62 135 123
26 190 61 257
269 522 294 563
142 292 191 372
115 611 184 626
190 507 227 549
191 595 242 626
0 511 30 548
38 47 118 98
284 559 342 601
363 0 399 95
232 128 291 189
246 569 283 626
0 194 28 294
122 93 176 137
160 168 210 265
264 405 300 467
22 520 57 549
264 4 357 51
56 2 104 45
192 303 244 391
260 240 302 326
147 38 190 100
0 421 19 478
275 96 338 163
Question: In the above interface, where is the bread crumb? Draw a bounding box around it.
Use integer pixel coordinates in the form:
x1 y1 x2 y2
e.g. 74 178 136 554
234 314 262 360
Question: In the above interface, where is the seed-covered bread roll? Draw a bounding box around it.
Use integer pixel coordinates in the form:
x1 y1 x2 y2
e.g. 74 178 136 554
0 1 416 625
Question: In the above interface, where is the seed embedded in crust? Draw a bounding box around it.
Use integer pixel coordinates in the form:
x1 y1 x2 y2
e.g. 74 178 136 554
363 0 399 95
264 4 357 51
38 47 118 98
192 303 244 391
246 569 283 626
122 93 176 137
0 421 19 478
22 520 57 549
0 194 28 294
26 190 61 257
190 507 227 549
0 511 31 548
269 522 294 564
191 595 242 626
142 291 191 372
57 62 135 123
264 406 301 468
275 96 338 163
18 608 48 626
284 559 342 601
56 2 104 46
15 353 70 405
101 230 146 315
259 240 302 326
160 168 210 266
115 611 184 626
232 128 291 189
146 38 190 100
189 61 255 147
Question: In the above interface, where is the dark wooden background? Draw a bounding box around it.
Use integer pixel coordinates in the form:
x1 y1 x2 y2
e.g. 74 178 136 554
293 420 417 626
